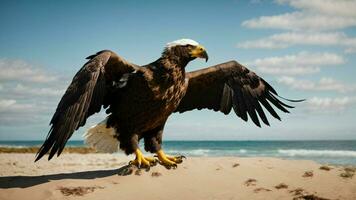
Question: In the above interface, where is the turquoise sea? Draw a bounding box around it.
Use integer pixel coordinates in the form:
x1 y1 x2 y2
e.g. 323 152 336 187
1 140 356 165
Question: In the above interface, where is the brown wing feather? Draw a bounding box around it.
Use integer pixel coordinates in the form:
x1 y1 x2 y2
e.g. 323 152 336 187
176 60 303 127
35 50 137 161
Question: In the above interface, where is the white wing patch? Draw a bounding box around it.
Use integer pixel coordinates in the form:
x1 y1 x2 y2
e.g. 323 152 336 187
166 38 199 48
83 118 120 153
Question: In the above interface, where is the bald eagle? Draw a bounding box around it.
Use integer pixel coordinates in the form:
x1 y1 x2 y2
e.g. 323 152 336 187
35 39 302 169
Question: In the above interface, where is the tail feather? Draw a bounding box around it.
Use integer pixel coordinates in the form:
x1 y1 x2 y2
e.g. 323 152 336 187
83 118 120 153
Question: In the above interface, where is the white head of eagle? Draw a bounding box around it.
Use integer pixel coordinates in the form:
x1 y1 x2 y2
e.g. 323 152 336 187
164 38 208 62
166 39 199 49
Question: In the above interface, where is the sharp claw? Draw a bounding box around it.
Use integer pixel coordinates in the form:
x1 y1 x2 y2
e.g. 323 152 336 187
173 155 185 164
156 150 184 169
150 160 158 166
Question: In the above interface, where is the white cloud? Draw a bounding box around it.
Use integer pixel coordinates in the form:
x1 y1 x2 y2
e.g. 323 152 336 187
277 0 356 18
237 37 288 49
306 96 356 112
0 99 49 126
0 82 64 125
0 59 58 83
0 99 34 113
277 76 356 93
239 0 356 53
0 99 17 112
237 32 356 50
242 11 356 31
248 52 345 75
12 84 64 97
0 97 57 126
242 0 356 31
0 59 68 126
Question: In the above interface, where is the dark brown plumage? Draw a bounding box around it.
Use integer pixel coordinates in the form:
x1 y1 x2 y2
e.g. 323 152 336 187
176 60 302 127
35 39 302 168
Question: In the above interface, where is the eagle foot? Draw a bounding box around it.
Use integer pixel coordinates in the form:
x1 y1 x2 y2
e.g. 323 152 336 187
168 155 186 164
129 149 158 169
156 150 185 169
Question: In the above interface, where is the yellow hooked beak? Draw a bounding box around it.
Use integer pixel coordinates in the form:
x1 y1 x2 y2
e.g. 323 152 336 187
190 45 209 62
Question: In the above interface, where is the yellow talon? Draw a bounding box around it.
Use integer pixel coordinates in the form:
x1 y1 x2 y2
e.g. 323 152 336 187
156 150 185 169
129 149 157 168
144 156 156 163
166 155 185 163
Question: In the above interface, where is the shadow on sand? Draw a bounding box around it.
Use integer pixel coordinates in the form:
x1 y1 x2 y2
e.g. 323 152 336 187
0 164 138 189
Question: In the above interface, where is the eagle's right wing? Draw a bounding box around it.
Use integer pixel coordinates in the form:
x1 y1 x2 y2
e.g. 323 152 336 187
176 61 303 127
35 50 138 161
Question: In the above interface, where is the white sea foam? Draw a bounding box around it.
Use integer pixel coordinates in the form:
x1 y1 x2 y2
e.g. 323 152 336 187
239 149 247 153
166 149 211 156
165 149 250 157
0 145 29 148
278 149 356 157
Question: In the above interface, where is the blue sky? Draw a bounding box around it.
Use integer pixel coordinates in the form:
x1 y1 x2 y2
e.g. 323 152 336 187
1 0 356 141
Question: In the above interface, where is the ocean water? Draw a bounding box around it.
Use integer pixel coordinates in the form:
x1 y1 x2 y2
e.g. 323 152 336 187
1 140 355 165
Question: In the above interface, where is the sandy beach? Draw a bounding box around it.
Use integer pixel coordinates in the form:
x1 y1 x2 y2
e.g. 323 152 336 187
0 151 355 200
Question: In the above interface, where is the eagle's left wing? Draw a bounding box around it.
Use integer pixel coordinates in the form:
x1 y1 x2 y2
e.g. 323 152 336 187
175 61 303 127
35 50 138 161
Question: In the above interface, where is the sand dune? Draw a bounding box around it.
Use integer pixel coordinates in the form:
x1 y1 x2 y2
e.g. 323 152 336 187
0 153 355 200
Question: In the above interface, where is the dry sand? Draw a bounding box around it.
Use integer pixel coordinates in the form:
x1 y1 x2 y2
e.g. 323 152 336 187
0 153 355 200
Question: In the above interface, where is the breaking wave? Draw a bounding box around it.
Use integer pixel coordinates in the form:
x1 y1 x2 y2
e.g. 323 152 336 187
165 149 249 157
166 149 212 156
278 149 356 157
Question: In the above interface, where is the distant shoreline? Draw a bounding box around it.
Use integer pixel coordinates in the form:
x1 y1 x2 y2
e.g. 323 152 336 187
1 140 356 165
0 147 96 154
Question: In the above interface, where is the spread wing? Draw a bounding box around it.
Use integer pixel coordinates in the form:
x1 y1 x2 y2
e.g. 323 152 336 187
36 50 138 161
175 61 303 127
